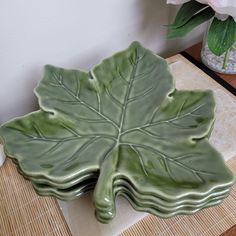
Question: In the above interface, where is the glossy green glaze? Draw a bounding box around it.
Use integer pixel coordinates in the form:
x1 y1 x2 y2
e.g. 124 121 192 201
17 160 231 205
16 161 99 189
102 193 224 222
95 191 227 223
113 178 231 202
33 179 230 210
28 175 231 205
34 182 96 201
0 42 234 223
113 179 231 206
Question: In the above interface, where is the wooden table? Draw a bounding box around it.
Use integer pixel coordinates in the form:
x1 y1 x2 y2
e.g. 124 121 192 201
183 42 236 94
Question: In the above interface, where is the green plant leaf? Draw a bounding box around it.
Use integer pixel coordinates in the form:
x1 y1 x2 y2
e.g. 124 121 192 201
168 7 215 39
0 42 234 223
168 0 208 29
208 16 236 56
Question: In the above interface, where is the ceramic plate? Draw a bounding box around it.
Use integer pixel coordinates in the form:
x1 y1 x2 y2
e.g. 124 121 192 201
0 42 234 223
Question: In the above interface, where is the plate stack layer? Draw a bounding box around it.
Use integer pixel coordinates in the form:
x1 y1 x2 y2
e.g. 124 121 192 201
0 42 235 223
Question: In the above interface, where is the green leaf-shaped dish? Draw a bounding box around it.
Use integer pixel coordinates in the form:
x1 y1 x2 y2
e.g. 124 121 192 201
0 42 234 223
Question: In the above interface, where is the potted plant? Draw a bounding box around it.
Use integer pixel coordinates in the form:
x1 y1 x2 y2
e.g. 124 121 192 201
167 0 236 74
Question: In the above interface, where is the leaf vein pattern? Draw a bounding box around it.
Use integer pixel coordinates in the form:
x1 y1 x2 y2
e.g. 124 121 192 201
9 125 116 143
120 103 206 136
130 145 148 176
52 72 119 130
65 137 98 164
127 85 155 104
133 66 156 82
119 143 214 182
105 88 123 107
117 48 143 144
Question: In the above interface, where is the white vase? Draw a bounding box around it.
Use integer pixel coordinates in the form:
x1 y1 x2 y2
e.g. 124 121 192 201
201 28 236 75
0 144 6 167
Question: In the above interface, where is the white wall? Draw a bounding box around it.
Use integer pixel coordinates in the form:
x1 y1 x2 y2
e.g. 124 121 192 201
0 0 206 123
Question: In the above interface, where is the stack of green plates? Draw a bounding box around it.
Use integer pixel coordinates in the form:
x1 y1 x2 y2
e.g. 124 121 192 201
0 42 235 224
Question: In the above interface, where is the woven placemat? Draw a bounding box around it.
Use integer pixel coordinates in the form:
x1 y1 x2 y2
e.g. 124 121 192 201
0 159 72 236
120 156 236 236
